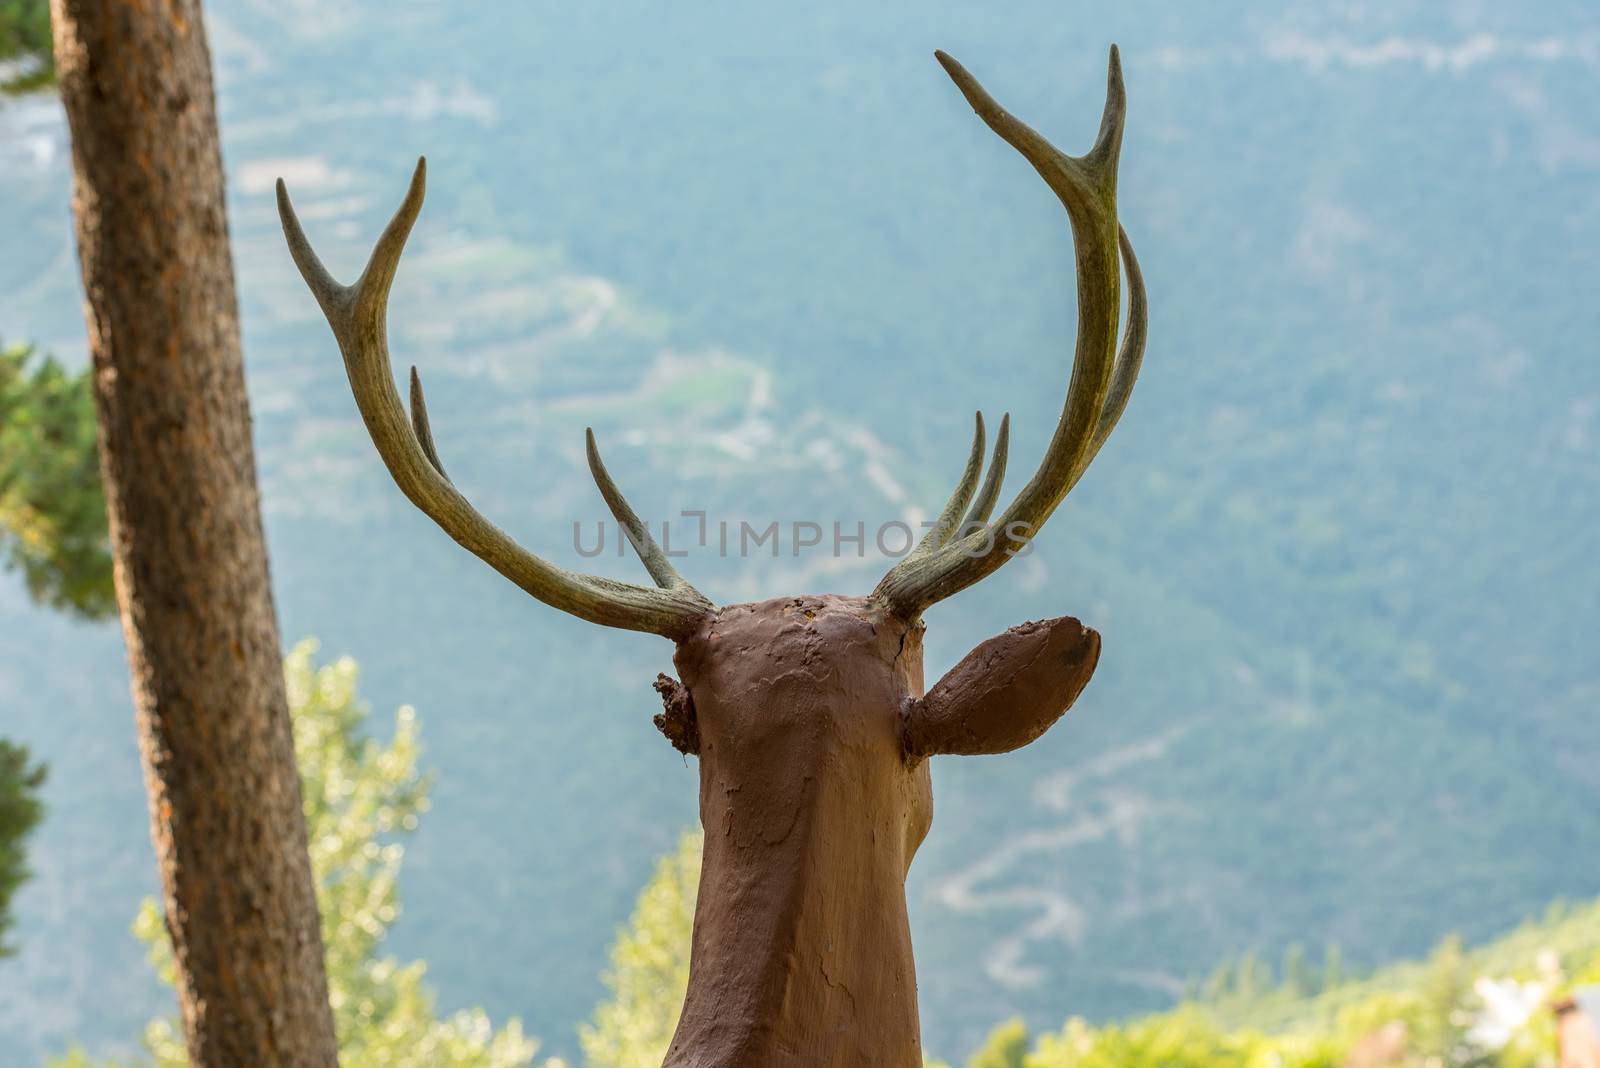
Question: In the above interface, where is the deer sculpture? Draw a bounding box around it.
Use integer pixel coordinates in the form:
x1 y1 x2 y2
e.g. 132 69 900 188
280 45 1146 1068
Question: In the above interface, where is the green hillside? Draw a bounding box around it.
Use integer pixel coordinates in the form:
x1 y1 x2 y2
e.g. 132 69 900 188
1197 899 1600 1039
960 897 1600 1066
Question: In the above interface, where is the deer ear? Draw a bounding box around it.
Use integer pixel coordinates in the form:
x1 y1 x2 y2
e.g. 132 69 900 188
905 617 1100 759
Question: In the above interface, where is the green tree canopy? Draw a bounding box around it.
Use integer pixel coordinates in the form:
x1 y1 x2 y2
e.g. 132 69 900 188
0 342 113 620
0 340 93 967
0 739 45 957
968 1017 1029 1068
0 0 52 93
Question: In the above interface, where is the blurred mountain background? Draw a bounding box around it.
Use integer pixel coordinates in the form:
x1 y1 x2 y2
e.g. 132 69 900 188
1 0 1596 1062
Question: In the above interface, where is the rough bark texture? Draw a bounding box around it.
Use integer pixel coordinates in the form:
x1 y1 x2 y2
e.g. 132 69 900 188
49 3 339 1065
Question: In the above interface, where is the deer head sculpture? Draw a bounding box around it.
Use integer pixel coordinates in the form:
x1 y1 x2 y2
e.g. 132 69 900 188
280 47 1146 1068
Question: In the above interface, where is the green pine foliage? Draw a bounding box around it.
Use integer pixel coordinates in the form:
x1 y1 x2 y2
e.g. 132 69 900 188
0 0 52 93
0 739 45 957
0 341 79 966
0 342 114 620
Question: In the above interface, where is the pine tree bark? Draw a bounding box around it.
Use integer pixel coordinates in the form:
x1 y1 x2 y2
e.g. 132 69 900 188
49 2 339 1064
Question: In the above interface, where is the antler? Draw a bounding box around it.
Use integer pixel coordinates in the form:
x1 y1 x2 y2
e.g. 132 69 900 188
874 47 1149 619
278 159 714 639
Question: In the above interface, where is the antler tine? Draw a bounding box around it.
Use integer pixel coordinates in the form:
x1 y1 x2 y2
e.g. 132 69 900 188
585 428 695 591
908 411 1012 558
1081 226 1147 475
279 158 713 639
408 367 448 479
934 46 1125 210
960 412 1009 531
905 412 986 561
875 47 1139 618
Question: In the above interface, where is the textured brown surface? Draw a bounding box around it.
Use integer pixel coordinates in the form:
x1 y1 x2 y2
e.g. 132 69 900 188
907 617 1100 758
50 2 338 1064
666 596 932 1067
654 673 700 755
661 599 1099 1066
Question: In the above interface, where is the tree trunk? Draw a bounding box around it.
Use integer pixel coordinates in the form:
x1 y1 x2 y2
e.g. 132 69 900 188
48 3 339 1064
